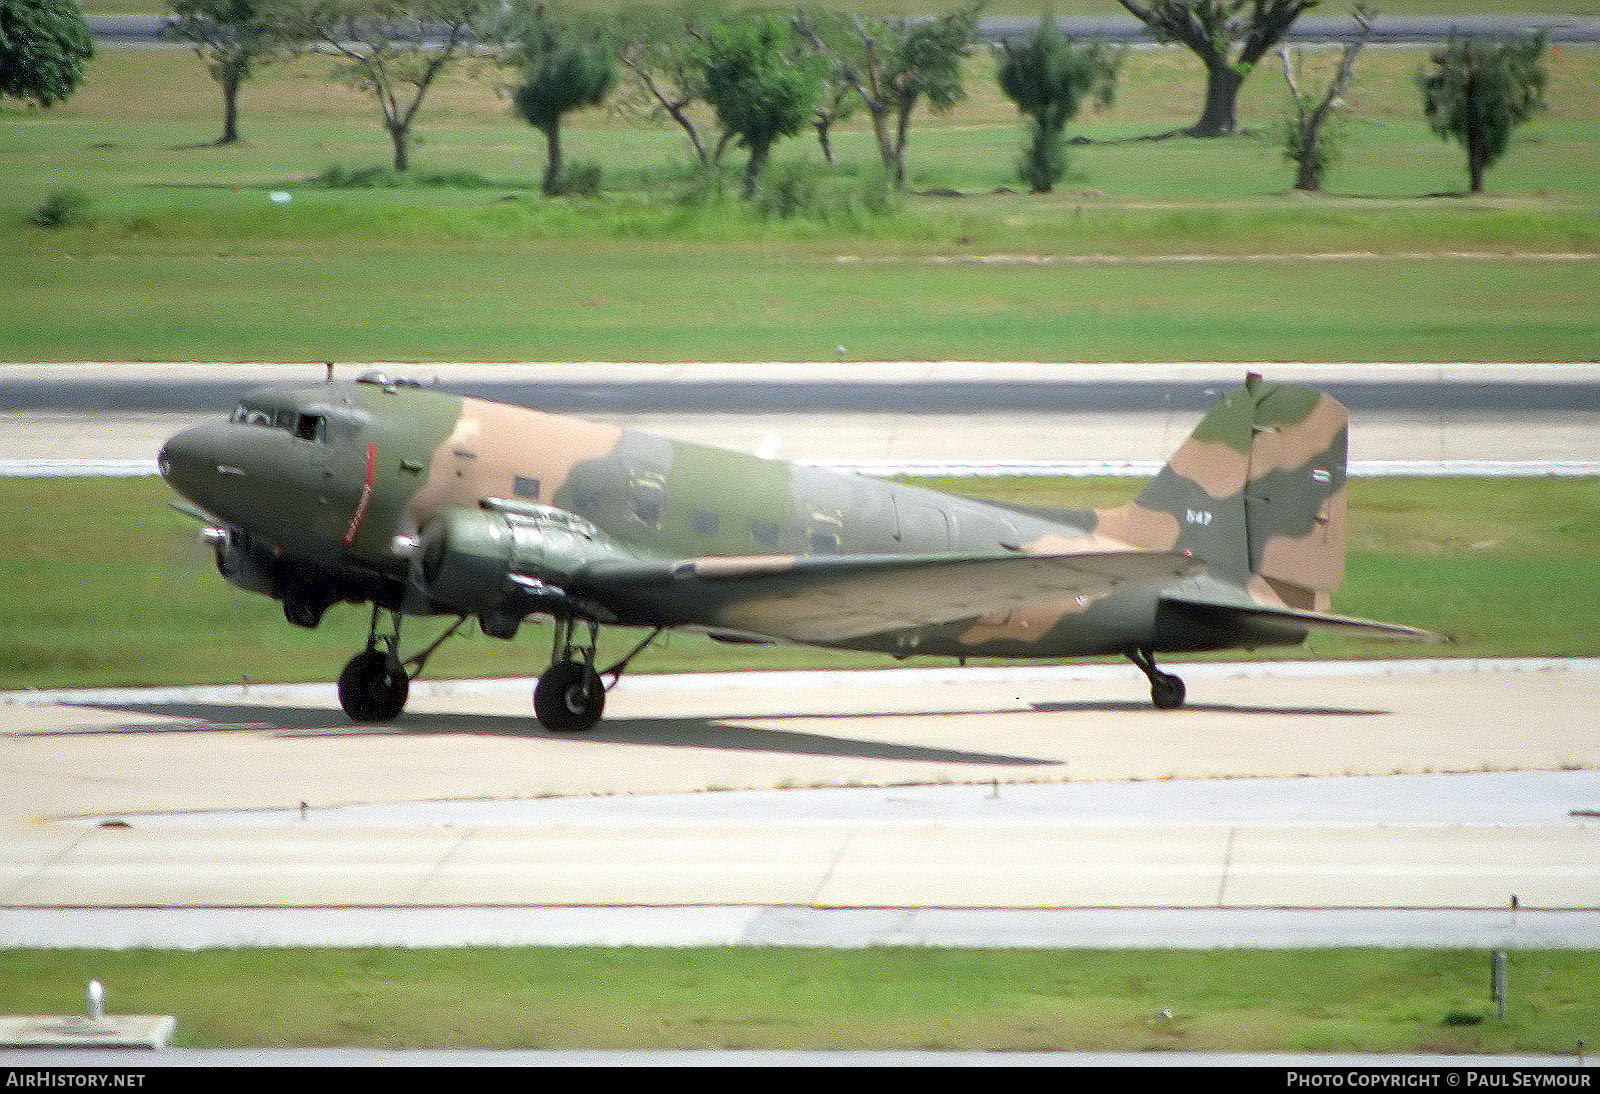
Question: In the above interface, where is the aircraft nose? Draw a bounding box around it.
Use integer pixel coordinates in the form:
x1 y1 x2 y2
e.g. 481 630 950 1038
158 422 240 509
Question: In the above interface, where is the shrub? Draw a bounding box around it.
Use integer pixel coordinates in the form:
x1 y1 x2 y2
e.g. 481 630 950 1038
547 160 603 198
749 160 901 226
31 186 90 227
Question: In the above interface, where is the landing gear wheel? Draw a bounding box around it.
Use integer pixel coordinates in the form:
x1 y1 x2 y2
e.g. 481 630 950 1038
1127 647 1187 711
338 649 410 723
535 659 606 732
1150 672 1186 711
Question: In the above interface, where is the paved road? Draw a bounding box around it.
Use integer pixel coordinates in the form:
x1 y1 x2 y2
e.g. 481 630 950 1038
8 362 1600 416
5 362 1599 467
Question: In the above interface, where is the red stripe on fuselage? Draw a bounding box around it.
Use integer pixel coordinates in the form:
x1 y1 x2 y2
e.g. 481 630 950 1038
342 442 377 547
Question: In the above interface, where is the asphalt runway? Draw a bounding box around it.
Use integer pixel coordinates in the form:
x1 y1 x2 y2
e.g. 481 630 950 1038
5 361 1600 469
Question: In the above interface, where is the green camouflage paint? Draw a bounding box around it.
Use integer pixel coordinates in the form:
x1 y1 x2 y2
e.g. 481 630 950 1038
161 371 1430 703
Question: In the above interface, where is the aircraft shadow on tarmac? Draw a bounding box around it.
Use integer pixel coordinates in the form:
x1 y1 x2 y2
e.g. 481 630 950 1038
54 700 1057 766
1030 699 1390 717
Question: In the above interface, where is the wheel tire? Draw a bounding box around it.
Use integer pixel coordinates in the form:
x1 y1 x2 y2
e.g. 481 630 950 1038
1151 672 1186 711
338 649 409 723
535 660 606 732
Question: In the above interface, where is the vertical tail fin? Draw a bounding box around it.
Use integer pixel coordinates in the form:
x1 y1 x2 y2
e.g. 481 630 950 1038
1094 374 1350 611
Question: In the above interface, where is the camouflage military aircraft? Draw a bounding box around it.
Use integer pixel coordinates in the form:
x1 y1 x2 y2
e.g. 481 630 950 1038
158 370 1436 731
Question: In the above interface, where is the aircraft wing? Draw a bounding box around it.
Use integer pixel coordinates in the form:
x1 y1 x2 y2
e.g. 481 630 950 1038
580 549 1199 643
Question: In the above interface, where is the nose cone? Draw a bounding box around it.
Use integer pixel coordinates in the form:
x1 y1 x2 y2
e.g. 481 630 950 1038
159 421 243 516
159 423 208 495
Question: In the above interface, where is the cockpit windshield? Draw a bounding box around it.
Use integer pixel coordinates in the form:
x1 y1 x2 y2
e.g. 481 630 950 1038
230 402 326 444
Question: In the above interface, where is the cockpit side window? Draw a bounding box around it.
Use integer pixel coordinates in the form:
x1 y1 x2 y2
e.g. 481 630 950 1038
294 414 325 443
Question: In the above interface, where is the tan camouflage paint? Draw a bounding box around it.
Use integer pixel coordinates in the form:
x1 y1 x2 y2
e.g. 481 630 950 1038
164 372 1427 679
402 396 625 540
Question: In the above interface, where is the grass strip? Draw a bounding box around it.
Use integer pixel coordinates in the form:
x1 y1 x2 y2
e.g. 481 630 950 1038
2 947 1594 1053
1 476 1595 692
4 47 1597 363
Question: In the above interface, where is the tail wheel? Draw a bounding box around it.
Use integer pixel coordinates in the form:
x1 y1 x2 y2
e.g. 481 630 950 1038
338 649 410 723
535 659 606 732
1128 647 1187 711
1151 672 1186 711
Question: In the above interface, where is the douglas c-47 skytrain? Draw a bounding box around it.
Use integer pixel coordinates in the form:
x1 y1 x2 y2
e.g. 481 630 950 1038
158 370 1438 732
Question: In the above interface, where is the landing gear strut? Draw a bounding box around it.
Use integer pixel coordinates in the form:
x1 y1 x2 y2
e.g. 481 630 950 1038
338 606 409 723
337 606 469 723
334 604 664 732
1127 647 1186 710
533 618 663 733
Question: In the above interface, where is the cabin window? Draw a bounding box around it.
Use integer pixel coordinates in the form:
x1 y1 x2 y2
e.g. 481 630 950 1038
805 511 844 555
691 509 719 536
231 404 273 428
629 473 666 530
230 402 325 444
807 528 843 554
751 520 780 549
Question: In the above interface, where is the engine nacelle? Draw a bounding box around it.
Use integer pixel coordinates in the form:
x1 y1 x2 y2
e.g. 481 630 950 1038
206 526 280 598
418 504 611 631
206 526 376 628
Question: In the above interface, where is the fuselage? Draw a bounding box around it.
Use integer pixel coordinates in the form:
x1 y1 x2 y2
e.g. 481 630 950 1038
157 371 1416 727
158 372 1189 660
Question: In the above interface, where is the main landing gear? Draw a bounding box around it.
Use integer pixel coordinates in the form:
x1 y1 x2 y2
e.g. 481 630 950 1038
336 606 662 733
336 605 467 724
533 618 663 733
1126 647 1187 710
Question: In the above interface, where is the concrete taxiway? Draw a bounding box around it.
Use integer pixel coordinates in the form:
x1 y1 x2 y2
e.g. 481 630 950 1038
3 660 1596 948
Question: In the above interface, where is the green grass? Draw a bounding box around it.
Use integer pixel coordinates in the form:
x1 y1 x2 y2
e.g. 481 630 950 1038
8 243 1596 362
1 475 1595 692
2 45 1597 362
2 947 1594 1052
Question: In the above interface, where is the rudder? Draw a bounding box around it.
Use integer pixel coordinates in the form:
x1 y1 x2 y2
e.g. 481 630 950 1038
1094 374 1350 611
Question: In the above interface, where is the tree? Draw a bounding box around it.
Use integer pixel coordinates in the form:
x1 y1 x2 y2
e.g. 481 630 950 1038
508 4 616 194
696 12 825 197
807 55 857 166
1117 0 1319 136
1420 30 1548 195
996 19 1120 193
0 0 94 108
796 6 979 188
611 2 721 167
286 0 495 172
1279 6 1371 192
163 0 285 144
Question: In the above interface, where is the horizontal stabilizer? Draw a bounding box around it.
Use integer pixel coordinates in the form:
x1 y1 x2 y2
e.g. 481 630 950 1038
1162 592 1447 644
